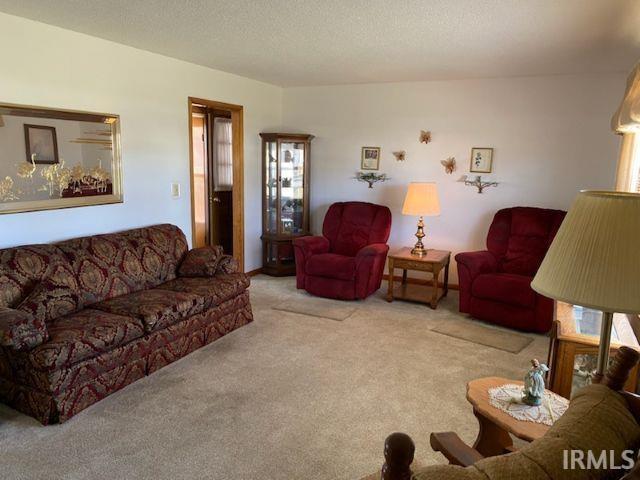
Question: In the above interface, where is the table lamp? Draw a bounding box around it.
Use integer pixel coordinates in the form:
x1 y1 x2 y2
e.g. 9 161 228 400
531 191 640 381
401 182 441 256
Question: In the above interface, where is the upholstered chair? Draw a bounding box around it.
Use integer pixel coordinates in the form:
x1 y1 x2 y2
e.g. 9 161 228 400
293 202 392 300
456 207 566 333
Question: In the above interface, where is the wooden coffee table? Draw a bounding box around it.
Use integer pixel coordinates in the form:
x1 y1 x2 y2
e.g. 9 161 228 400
467 377 550 457
386 247 451 309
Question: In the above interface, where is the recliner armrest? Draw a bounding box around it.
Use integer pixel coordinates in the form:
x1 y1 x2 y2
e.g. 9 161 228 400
454 251 498 279
355 243 389 262
0 307 48 352
292 236 330 256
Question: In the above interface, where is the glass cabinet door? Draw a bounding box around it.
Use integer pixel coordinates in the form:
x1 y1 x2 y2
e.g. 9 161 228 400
264 141 278 234
278 141 305 234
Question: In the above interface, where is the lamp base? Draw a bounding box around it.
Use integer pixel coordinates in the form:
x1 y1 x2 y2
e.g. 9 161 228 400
411 216 427 256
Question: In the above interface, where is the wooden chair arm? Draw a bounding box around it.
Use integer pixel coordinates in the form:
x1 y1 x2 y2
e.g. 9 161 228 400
430 432 485 467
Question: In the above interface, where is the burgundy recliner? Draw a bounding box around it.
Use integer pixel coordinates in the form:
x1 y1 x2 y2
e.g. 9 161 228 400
293 202 392 300
455 207 566 333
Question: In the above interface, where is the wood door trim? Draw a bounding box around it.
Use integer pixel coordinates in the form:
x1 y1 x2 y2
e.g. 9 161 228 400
188 97 245 273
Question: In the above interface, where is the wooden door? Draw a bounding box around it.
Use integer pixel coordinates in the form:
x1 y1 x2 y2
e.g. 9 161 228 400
207 112 234 254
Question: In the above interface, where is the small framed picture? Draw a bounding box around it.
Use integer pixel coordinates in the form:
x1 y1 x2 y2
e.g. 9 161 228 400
361 146 381 170
470 147 493 173
24 124 59 164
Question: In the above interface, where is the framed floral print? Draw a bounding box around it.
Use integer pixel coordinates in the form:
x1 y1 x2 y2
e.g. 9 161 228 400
0 103 123 214
361 146 381 170
470 147 493 173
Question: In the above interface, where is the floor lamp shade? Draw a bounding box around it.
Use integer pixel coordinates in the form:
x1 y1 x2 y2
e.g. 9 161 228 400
531 191 640 314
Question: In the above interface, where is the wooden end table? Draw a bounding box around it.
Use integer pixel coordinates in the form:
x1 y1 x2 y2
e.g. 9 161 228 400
467 377 549 457
386 247 451 309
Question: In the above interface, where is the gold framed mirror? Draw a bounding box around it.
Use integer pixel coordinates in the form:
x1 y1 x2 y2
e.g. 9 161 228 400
0 103 123 214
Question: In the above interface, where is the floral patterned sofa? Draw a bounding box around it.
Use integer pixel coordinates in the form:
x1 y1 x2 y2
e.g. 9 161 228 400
0 224 252 424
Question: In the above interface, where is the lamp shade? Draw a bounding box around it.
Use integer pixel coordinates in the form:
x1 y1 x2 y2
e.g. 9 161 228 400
402 182 441 216
531 191 640 314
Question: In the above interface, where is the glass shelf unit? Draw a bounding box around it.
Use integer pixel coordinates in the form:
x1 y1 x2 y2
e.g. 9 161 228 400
260 133 313 276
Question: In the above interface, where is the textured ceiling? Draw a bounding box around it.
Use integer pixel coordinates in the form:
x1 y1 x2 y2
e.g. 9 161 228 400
1 0 639 87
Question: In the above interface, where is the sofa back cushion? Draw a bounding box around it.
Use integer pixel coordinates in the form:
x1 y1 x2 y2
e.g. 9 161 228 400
486 207 565 276
56 224 188 306
322 202 392 257
0 245 72 309
17 277 82 325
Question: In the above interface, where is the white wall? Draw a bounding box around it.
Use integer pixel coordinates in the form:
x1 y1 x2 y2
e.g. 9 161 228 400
0 11 627 282
282 75 625 282
0 13 282 272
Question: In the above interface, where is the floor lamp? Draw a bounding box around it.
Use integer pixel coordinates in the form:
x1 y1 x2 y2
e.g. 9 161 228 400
531 191 640 380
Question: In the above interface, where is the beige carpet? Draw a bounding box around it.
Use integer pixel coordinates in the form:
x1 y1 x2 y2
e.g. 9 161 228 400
273 294 357 321
0 276 547 480
432 319 534 353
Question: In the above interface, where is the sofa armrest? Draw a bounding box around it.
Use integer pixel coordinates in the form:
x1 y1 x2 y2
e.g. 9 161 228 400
0 307 48 352
292 235 330 256
454 251 497 279
216 255 239 274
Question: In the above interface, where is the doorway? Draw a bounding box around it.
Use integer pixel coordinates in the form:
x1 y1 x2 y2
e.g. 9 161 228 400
188 98 244 272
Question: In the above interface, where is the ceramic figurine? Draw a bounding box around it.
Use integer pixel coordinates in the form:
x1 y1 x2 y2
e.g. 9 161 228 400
522 359 549 406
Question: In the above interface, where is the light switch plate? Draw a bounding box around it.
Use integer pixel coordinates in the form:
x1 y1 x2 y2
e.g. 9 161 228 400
171 182 181 199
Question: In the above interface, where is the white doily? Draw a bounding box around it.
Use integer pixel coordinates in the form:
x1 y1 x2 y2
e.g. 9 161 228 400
488 384 569 426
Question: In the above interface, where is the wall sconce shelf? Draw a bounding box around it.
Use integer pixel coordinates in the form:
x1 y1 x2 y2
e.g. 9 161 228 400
355 172 389 188
464 175 498 194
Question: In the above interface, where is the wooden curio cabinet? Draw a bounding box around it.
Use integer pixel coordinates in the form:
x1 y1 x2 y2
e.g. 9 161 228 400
260 133 314 276
547 302 640 398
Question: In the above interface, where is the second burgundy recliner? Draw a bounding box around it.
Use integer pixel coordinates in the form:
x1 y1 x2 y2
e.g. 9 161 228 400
456 206 566 333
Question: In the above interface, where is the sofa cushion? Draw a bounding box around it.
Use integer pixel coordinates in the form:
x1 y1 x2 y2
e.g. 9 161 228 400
306 253 356 281
56 224 189 306
160 273 250 309
27 309 145 371
0 307 48 352
178 246 224 277
216 255 239 274
17 277 82 326
472 273 535 308
0 245 75 309
546 383 640 455
93 289 205 332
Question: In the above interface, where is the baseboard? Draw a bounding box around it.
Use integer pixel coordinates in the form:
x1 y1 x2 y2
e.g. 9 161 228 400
382 273 459 291
249 269 457 289
246 268 263 277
